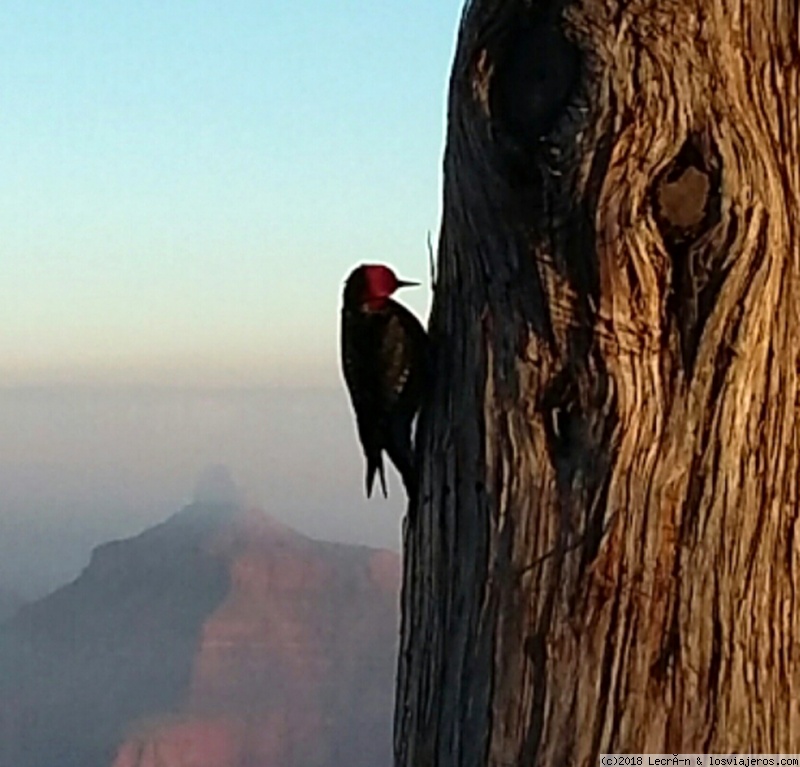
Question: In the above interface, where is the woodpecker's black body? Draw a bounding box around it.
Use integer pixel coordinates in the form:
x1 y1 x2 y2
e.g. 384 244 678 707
340 265 428 498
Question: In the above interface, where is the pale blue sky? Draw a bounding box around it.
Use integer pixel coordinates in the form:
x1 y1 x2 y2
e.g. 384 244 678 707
0 2 462 386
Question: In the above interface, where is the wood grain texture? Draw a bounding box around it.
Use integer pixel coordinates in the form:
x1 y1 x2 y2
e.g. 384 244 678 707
395 0 800 764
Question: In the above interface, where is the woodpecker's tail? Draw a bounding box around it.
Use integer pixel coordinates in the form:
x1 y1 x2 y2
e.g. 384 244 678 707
366 451 388 498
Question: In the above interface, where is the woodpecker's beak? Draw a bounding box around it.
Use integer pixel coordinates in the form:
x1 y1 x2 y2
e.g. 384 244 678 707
396 279 419 289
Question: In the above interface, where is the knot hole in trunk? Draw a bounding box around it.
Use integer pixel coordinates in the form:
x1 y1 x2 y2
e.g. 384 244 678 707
652 133 726 372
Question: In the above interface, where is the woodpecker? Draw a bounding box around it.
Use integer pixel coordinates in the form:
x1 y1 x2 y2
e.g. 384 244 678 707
340 264 428 499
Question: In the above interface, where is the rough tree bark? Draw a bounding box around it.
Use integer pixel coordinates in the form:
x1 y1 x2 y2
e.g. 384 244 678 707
396 0 800 764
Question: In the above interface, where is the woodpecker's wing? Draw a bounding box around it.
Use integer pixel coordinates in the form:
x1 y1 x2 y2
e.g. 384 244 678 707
378 301 427 499
379 300 428 412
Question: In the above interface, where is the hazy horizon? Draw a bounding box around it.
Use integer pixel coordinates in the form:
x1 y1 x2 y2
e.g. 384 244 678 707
0 382 407 600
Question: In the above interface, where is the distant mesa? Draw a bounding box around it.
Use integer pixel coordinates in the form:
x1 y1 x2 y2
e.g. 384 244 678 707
192 464 242 506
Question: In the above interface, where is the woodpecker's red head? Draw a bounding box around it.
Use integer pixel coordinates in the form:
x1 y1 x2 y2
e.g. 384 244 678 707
343 264 419 309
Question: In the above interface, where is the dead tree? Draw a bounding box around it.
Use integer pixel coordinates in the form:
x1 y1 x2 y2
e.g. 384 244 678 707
395 0 800 764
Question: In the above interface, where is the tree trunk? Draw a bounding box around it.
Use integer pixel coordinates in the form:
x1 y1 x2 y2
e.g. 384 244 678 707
395 0 800 764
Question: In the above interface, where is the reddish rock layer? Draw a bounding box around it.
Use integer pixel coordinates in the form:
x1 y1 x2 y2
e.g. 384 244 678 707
111 508 399 767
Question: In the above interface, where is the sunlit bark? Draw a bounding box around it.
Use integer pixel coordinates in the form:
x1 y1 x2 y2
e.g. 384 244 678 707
396 0 800 764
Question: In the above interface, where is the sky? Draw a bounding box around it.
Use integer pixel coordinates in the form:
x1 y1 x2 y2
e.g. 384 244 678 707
0 1 463 386
0 2 465 597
